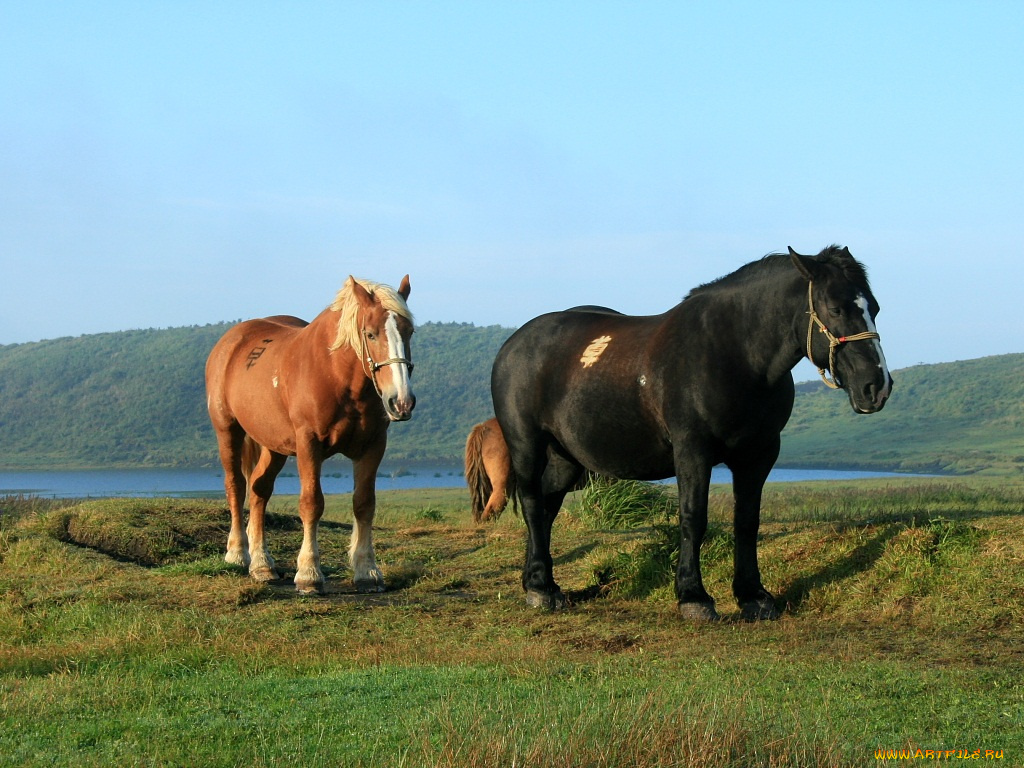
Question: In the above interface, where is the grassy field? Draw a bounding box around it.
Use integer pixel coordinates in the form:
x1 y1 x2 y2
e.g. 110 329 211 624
1 478 1022 766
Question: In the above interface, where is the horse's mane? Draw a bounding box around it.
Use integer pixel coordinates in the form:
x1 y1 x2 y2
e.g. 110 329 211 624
328 278 414 352
686 245 870 299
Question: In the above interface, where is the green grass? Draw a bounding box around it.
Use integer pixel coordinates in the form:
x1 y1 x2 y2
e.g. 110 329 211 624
574 475 676 529
2 480 1023 766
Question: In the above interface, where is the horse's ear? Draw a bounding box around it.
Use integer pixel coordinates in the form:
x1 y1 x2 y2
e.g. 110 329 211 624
788 247 818 282
348 276 374 307
398 274 411 300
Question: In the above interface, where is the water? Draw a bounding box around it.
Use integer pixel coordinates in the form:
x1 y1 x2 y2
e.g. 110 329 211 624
0 464 924 499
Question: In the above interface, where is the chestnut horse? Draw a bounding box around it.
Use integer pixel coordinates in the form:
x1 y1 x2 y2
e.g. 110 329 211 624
205 275 414 594
464 418 518 522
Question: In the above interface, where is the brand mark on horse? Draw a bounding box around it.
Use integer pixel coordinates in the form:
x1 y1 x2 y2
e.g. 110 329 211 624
580 335 613 368
245 339 273 369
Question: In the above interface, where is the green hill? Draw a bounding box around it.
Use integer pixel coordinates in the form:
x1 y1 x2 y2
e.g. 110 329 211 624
0 322 512 469
780 353 1024 475
1 325 1021 475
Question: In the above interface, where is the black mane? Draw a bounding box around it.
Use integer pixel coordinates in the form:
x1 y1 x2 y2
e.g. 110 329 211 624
685 244 870 300
813 244 871 289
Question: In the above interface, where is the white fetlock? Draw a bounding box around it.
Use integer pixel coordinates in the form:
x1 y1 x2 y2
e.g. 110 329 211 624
225 547 250 567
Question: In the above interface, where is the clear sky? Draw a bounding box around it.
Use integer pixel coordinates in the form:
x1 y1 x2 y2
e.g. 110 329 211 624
2 1 1022 379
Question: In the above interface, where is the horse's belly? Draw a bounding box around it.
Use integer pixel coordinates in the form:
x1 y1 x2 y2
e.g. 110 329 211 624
591 452 675 481
221 377 296 453
555 414 674 481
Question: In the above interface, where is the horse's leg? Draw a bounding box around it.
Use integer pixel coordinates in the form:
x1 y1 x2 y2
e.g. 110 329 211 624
509 438 557 607
674 447 718 621
350 438 386 593
729 447 781 621
294 437 326 594
482 486 508 522
517 450 579 609
246 446 287 582
215 425 249 568
481 448 510 522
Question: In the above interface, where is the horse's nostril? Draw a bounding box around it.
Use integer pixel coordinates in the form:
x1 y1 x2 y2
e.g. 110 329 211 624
863 378 891 408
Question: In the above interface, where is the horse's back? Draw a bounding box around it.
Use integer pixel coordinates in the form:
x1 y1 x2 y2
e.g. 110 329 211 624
205 315 313 441
493 309 654 398
207 316 304 379
492 309 674 480
565 305 622 315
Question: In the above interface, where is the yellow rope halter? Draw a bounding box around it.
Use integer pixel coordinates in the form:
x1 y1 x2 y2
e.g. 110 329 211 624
805 281 881 389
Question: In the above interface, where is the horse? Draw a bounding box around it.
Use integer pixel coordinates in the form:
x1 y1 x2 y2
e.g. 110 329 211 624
205 275 414 594
464 418 518 522
491 246 892 620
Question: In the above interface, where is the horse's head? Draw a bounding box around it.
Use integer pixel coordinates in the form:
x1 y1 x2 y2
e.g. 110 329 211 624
347 275 416 421
789 246 892 414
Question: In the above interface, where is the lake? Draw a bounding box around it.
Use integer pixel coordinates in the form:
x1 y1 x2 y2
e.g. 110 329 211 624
0 463 926 499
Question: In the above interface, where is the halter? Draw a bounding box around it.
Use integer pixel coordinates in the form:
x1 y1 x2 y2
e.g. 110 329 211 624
360 325 414 397
805 281 880 389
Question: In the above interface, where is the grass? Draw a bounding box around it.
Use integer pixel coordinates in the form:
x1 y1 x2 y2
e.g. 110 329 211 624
1 479 1023 766
575 475 676 529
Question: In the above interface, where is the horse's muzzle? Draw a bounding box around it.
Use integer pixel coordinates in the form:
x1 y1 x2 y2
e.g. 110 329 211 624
386 394 416 422
852 374 893 414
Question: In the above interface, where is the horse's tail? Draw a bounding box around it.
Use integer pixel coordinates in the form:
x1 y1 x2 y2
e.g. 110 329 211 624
465 422 492 522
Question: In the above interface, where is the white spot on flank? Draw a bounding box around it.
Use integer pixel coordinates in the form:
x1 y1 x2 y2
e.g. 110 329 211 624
272 375 279 388
580 335 612 368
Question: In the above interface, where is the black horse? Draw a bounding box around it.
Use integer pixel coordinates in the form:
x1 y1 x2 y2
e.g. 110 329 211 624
491 246 892 620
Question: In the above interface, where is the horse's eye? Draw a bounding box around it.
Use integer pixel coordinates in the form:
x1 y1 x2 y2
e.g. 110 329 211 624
365 330 376 341
827 307 842 319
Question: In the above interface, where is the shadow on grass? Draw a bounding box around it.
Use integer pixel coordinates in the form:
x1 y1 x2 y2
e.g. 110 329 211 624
777 526 902 612
553 542 600 566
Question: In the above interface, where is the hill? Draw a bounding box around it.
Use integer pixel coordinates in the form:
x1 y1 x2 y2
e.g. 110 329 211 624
1 325 1021 475
0 322 513 469
780 353 1024 475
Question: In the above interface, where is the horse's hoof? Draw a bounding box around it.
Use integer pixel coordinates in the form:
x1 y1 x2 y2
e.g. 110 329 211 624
295 581 325 596
740 598 781 621
250 566 280 583
677 601 720 622
354 579 386 594
525 589 567 610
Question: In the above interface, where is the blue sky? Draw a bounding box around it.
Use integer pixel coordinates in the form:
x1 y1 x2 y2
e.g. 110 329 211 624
2 2 1022 378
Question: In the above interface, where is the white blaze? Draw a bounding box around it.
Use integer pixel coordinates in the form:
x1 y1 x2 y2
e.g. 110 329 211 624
855 294 891 397
384 312 413 398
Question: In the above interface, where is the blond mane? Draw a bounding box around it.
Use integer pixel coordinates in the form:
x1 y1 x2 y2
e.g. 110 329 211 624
328 277 414 352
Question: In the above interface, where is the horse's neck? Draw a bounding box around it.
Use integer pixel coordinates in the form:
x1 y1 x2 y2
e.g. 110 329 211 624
305 308 367 381
693 276 807 384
